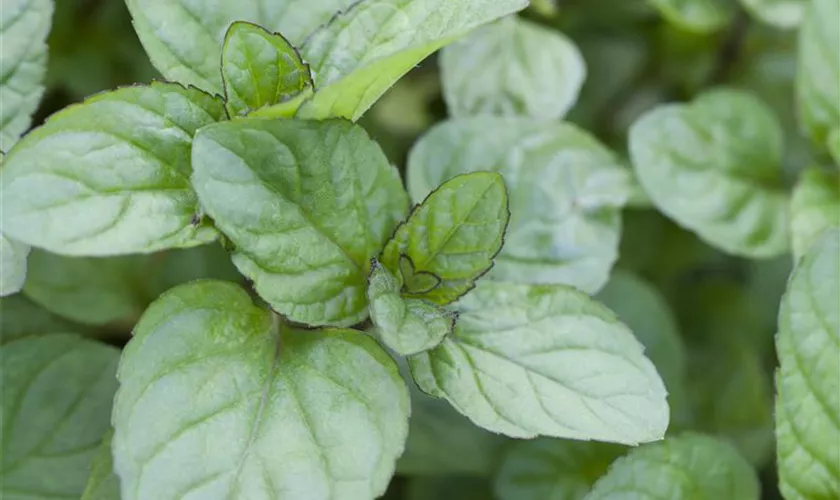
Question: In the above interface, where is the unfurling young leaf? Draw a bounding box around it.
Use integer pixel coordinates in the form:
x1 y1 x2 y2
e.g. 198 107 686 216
191 118 408 327
629 89 790 258
112 280 409 500
440 16 585 120
407 118 633 294
221 22 313 117
367 260 454 356
1 334 119 500
381 171 510 305
790 167 840 260
408 281 669 445
0 82 225 256
776 228 839 500
797 0 840 149
584 433 760 500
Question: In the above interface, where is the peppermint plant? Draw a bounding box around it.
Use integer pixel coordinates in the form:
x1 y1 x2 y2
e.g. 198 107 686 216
0 1 837 500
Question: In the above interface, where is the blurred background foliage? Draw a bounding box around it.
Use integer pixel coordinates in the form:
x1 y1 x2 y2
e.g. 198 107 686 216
10 0 815 498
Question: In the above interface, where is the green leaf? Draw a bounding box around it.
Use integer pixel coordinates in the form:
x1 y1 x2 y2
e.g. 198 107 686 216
23 250 152 326
0 0 53 151
0 294 82 345
191 118 407 327
776 228 840 500
584 433 760 500
1 333 119 500
494 438 625 500
407 118 632 294
797 0 840 148
81 430 120 500
112 280 409 500
440 16 585 120
740 0 806 28
629 89 790 258
791 167 840 260
221 21 313 117
647 0 735 33
124 0 358 94
408 281 669 444
0 234 29 297
297 0 528 121
367 261 454 356
0 82 225 256
382 171 509 305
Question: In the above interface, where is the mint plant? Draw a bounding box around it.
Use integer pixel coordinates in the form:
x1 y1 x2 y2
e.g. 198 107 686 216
1 0 839 499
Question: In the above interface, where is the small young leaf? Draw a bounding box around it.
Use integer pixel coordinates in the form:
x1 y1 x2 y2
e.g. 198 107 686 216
298 0 528 121
584 433 760 500
776 228 839 500
221 22 313 117
112 280 409 500
440 16 585 120
629 89 790 258
0 234 30 297
740 0 806 28
407 118 632 294
0 294 82 345
0 0 53 151
1 334 119 500
382 172 509 305
0 82 225 256
81 430 120 500
23 250 152 326
191 118 408 327
791 167 840 260
494 438 626 500
797 0 840 148
648 0 735 33
408 281 669 444
367 261 453 356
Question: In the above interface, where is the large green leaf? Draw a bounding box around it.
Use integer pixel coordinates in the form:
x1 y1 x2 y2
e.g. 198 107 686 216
584 433 759 500
440 16 585 120
112 280 409 500
191 118 407 327
740 0 806 28
776 228 839 500
0 234 29 297
381 171 509 305
791 167 840 260
408 281 669 444
407 117 632 294
494 439 625 500
0 0 53 151
629 89 789 258
0 294 81 345
221 21 312 117
297 0 528 121
81 430 120 500
0 82 225 256
647 0 735 33
1 334 119 500
797 0 840 148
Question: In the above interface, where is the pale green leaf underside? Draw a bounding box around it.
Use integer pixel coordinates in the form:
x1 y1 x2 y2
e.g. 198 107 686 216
112 280 409 500
407 117 632 294
23 250 152 326
0 0 53 151
584 433 759 500
494 438 626 500
0 82 224 256
81 430 120 500
0 234 29 297
1 334 119 500
797 0 840 148
408 281 669 444
790 167 840 260
221 22 312 117
629 89 790 258
648 0 735 32
776 228 840 500
124 0 358 94
191 118 407 327
382 171 509 305
440 16 585 120
740 0 806 28
297 0 528 121
367 262 452 356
